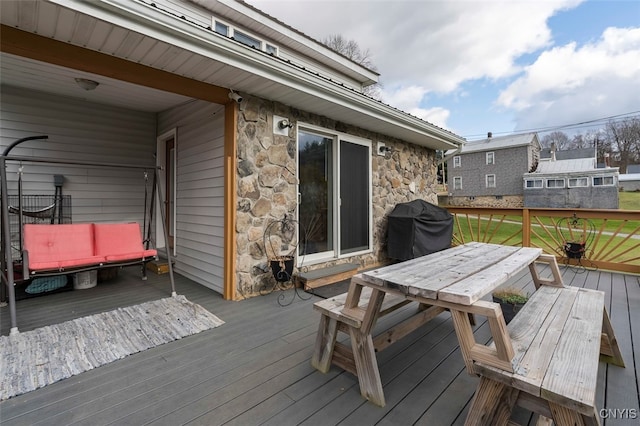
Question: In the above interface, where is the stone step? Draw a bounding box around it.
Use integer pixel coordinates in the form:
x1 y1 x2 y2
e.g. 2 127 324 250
296 262 359 290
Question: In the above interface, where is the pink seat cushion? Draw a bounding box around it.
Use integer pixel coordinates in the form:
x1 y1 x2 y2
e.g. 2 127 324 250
23 224 105 271
94 223 157 262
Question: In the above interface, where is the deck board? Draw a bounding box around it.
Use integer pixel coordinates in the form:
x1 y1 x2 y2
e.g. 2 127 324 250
1 264 638 425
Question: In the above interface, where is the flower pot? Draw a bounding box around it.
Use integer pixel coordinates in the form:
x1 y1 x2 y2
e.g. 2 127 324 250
564 242 585 259
493 296 525 324
270 256 294 282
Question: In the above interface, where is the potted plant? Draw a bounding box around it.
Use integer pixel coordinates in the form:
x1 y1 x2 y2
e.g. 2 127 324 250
492 287 529 324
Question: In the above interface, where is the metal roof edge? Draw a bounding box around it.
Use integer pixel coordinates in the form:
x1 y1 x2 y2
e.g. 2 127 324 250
51 0 464 149
209 0 380 85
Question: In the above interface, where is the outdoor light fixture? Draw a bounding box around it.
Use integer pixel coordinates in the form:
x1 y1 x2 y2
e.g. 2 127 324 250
74 78 99 91
278 119 293 129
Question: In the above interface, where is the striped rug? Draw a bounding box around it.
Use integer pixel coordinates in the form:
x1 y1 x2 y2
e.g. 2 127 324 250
0 295 224 400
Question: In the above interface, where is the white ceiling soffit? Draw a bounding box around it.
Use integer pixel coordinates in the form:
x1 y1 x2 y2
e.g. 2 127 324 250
1 0 464 150
0 53 193 112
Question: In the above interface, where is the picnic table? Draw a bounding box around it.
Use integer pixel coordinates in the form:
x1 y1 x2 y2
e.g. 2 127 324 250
311 242 624 425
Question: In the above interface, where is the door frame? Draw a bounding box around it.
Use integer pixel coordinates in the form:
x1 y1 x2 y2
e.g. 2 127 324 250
156 128 177 256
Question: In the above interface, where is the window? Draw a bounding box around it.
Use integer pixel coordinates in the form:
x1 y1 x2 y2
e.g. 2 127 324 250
568 177 588 188
214 21 229 36
265 44 278 55
453 156 461 168
298 128 371 260
546 178 565 188
593 176 614 186
213 18 278 55
233 30 261 49
525 179 543 189
486 152 495 165
486 174 496 188
453 176 462 190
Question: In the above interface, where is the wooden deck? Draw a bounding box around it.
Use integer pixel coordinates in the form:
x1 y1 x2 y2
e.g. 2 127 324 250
1 265 638 425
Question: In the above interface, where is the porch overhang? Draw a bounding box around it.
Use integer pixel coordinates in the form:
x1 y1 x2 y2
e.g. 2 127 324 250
1 0 464 151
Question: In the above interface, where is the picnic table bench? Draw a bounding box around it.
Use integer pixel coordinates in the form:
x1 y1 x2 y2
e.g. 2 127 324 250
310 243 625 425
464 283 624 425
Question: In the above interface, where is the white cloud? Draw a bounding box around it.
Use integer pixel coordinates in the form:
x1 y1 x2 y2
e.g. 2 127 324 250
248 0 640 135
248 0 583 132
497 26 640 130
250 0 578 90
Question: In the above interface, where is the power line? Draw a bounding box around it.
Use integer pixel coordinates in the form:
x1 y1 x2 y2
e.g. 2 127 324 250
462 110 640 139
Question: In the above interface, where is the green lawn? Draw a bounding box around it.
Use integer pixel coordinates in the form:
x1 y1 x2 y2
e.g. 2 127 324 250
620 191 640 210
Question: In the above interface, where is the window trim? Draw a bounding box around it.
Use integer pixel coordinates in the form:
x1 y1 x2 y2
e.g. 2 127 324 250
568 177 589 188
212 17 279 56
592 175 615 187
486 174 496 188
546 178 565 188
524 179 543 189
453 156 461 168
486 152 495 165
453 176 462 190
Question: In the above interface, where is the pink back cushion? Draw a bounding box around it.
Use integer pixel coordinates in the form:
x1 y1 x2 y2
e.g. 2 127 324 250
94 223 144 256
23 224 95 263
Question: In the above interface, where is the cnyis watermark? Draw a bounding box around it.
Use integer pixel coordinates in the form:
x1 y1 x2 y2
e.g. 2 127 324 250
599 408 638 420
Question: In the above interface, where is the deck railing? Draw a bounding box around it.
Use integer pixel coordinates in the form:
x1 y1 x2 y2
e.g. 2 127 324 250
444 207 640 274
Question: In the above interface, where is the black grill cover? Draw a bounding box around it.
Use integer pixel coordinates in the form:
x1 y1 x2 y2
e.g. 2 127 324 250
387 200 453 261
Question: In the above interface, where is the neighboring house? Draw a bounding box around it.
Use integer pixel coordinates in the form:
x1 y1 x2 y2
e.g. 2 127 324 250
619 165 640 191
540 147 595 161
0 0 465 300
523 149 619 209
619 174 640 192
445 132 540 207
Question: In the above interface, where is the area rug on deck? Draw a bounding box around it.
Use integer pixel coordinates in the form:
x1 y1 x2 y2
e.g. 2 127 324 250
0 295 224 400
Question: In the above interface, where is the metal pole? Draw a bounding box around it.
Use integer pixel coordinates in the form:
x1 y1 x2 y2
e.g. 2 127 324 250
154 168 177 297
0 157 19 334
4 155 158 170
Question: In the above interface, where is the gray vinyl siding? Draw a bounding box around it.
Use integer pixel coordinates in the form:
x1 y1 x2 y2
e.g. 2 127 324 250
157 100 225 294
448 146 529 197
0 85 156 225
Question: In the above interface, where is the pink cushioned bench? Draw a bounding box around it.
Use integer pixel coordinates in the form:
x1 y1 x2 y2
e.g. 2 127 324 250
23 223 157 275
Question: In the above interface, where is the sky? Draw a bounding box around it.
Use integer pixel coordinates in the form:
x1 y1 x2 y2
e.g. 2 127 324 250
247 0 640 141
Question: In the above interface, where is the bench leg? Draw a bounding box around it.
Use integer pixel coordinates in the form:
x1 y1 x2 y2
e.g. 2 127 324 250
529 254 564 289
311 314 338 373
349 328 385 407
549 402 601 426
465 377 519 426
600 307 625 367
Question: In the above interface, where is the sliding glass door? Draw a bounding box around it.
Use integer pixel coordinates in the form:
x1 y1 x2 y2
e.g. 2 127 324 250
298 128 371 260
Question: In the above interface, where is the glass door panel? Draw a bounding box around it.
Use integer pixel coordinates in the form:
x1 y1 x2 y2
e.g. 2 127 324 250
298 131 333 257
339 141 370 254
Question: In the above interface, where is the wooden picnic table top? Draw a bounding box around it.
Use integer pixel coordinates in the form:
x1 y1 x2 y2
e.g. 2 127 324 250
360 242 543 305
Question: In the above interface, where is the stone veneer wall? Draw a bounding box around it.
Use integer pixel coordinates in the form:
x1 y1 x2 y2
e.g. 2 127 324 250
235 95 441 297
445 195 524 208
